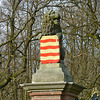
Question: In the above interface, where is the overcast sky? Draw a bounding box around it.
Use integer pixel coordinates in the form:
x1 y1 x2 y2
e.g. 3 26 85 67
0 0 2 5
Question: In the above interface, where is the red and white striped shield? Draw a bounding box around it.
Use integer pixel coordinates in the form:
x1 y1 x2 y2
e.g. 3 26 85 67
40 35 60 64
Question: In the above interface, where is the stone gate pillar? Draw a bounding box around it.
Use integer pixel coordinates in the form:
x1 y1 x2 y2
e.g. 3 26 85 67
21 82 85 100
20 10 85 100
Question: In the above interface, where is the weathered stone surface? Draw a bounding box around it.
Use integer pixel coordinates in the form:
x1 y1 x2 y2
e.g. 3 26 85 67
20 82 85 100
20 82 85 94
32 63 73 83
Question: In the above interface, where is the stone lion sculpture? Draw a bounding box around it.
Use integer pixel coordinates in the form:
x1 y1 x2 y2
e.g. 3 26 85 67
39 10 65 60
42 10 62 36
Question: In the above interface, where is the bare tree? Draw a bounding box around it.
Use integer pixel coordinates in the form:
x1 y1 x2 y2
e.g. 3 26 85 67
0 0 99 99
0 0 51 99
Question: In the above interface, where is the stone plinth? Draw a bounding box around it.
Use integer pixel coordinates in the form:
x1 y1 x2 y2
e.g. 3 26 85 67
32 63 73 83
20 82 85 100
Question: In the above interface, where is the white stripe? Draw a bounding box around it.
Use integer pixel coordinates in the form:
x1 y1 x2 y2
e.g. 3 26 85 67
41 56 59 60
41 49 59 53
41 35 58 40
41 42 59 47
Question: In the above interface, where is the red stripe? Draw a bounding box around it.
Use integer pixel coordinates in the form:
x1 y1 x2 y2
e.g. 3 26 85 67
41 59 59 64
41 45 59 50
40 39 59 43
40 53 59 57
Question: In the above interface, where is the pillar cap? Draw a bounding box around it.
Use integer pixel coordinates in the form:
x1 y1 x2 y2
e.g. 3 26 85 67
20 82 85 95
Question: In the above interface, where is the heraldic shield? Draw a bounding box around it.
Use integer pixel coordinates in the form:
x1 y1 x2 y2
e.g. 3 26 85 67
40 35 60 64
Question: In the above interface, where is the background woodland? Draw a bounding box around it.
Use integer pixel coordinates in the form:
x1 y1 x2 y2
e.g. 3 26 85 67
0 0 100 100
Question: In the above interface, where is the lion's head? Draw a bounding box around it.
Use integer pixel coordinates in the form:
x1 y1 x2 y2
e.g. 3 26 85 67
42 10 62 35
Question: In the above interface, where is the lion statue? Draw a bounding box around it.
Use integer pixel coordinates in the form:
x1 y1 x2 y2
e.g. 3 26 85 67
42 10 62 37
39 10 65 60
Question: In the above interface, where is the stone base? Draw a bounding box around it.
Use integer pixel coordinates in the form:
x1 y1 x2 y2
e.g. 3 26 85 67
20 82 85 100
32 63 73 83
